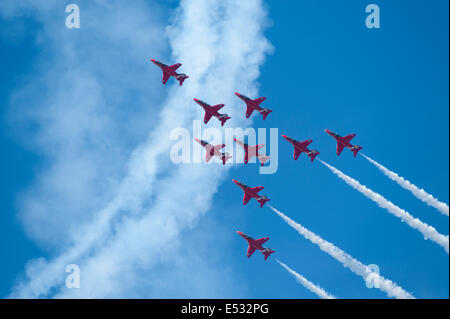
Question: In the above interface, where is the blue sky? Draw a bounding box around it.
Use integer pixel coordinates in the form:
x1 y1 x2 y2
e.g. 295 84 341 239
0 0 448 298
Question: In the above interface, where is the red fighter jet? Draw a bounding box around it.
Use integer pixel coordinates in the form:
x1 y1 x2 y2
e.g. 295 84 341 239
281 134 320 162
193 98 231 126
232 179 270 208
233 138 270 166
235 92 272 120
194 138 232 165
150 59 189 86
237 231 275 261
324 129 363 157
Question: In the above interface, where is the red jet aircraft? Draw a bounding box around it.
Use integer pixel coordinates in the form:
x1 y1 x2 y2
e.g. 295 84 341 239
281 134 320 162
193 98 231 126
324 129 363 157
237 231 275 261
194 138 232 165
235 92 272 120
232 179 270 208
150 59 189 86
233 138 270 166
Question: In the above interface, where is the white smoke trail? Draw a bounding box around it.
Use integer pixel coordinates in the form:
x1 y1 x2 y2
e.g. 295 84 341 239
6 0 272 298
361 154 449 217
318 159 449 254
268 205 414 299
276 260 336 299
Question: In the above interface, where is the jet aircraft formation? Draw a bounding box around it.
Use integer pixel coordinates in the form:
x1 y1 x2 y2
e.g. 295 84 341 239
151 59 363 261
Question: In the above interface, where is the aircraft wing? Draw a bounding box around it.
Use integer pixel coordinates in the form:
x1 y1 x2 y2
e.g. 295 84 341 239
245 106 255 118
294 148 302 160
169 63 181 71
200 143 212 162
336 143 345 155
234 139 246 149
251 186 264 193
209 104 225 112
205 152 213 163
299 140 313 148
247 245 256 258
253 144 265 153
342 134 356 143
203 112 213 124
213 144 225 155
162 71 171 84
253 97 266 105
257 154 270 166
254 237 269 246
243 193 252 205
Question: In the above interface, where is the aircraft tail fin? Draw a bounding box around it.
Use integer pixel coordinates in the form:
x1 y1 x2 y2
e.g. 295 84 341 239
176 74 188 86
351 145 363 157
219 115 231 126
258 196 270 208
221 152 232 165
260 108 272 120
308 150 320 162
263 249 275 261
257 154 270 166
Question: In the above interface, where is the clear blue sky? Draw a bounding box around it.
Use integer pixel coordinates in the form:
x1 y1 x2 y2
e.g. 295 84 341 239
0 0 448 298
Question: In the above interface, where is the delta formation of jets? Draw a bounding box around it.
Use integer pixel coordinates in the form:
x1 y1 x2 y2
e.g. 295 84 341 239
151 58 364 261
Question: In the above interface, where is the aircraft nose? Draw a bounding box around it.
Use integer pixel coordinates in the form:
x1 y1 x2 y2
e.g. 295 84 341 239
232 179 238 183
281 134 287 138
234 92 240 96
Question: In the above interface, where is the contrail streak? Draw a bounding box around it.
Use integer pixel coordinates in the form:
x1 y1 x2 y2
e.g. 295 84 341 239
361 154 449 217
318 159 449 253
268 204 414 299
276 260 336 299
